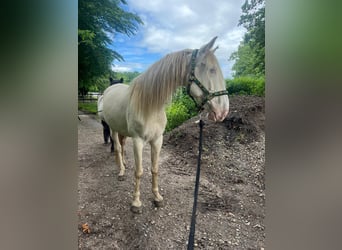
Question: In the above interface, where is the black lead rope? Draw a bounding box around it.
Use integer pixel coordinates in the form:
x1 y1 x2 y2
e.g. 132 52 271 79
187 119 204 250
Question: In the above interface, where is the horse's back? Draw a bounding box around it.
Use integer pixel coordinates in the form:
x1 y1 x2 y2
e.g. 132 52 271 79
103 84 129 106
104 83 128 95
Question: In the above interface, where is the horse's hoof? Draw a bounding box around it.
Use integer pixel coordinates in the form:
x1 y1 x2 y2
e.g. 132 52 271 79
154 200 164 208
131 205 142 214
118 175 125 181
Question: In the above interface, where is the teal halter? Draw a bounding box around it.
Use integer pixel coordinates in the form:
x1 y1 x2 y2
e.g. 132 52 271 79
187 49 229 109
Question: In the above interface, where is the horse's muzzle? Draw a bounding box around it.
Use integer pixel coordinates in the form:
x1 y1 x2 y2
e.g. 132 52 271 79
208 108 229 122
207 98 229 122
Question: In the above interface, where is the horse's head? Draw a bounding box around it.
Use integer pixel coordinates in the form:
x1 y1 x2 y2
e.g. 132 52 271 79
187 37 229 122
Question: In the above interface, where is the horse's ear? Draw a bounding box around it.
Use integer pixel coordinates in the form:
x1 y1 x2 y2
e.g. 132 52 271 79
211 46 219 53
199 36 218 55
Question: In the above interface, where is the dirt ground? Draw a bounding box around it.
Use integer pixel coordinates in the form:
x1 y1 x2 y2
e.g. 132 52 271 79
78 96 265 249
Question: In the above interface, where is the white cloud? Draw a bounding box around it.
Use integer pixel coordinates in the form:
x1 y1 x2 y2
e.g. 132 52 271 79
178 4 196 18
111 65 132 72
124 0 246 77
112 62 145 72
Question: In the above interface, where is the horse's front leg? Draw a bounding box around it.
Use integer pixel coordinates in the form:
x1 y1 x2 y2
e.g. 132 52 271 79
150 136 164 207
131 137 144 213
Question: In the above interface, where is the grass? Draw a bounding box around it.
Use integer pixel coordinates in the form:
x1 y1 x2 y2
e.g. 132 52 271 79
78 102 97 114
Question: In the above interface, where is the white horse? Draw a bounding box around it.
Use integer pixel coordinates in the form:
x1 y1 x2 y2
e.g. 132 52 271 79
103 37 229 213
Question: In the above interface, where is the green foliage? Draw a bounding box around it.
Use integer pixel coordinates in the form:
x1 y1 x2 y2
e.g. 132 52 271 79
78 30 96 47
93 76 113 93
230 43 262 77
113 71 141 83
78 102 98 114
230 0 265 77
78 0 143 95
239 0 265 47
172 88 198 115
226 76 265 96
165 88 198 132
165 102 189 132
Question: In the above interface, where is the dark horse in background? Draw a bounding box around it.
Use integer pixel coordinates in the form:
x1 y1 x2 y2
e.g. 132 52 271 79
98 77 124 152
109 77 123 85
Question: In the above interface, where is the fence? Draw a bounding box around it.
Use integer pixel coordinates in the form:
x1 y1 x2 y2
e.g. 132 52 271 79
78 92 102 103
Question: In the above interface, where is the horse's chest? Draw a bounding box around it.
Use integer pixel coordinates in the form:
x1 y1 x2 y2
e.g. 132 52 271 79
143 123 164 140
128 114 166 141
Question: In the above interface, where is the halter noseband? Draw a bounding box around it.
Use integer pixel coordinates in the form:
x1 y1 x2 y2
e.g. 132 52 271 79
187 49 229 109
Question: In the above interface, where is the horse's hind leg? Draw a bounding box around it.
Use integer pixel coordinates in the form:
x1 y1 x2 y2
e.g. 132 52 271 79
119 134 126 166
113 131 125 180
150 135 164 207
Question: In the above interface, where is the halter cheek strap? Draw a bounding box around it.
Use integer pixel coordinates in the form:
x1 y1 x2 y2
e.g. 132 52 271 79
187 49 229 109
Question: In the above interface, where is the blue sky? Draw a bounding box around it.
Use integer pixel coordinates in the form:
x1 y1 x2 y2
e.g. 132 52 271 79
110 0 246 79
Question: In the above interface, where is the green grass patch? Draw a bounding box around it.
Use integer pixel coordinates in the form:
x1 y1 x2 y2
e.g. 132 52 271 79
78 102 97 114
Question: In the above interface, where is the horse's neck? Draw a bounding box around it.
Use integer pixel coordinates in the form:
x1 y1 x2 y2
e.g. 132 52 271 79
128 50 192 120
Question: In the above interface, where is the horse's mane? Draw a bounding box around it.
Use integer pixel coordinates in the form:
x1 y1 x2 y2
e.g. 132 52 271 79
129 49 192 120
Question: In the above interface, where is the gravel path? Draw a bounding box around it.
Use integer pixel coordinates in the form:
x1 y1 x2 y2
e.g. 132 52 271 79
78 96 265 249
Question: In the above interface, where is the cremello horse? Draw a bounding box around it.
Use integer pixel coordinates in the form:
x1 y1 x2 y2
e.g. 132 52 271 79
103 37 229 213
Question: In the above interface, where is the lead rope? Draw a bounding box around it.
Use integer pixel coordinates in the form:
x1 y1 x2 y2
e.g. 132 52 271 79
187 119 204 250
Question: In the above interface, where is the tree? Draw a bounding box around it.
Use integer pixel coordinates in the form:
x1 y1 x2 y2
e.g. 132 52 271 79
230 43 259 77
78 0 142 95
230 0 265 77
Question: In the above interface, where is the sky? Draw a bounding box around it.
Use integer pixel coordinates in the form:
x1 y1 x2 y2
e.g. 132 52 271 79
110 0 246 79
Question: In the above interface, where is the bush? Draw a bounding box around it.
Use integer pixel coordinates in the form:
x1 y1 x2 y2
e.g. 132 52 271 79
226 76 265 96
165 102 189 132
165 88 198 131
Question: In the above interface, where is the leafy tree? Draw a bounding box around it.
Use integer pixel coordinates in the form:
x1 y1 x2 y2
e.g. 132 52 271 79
230 0 265 77
230 43 259 77
78 0 142 95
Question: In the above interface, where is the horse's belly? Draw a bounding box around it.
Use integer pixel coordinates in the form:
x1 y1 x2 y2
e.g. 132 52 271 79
106 115 129 135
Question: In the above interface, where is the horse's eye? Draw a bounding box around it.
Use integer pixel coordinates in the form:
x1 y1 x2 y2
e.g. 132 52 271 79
209 68 216 74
